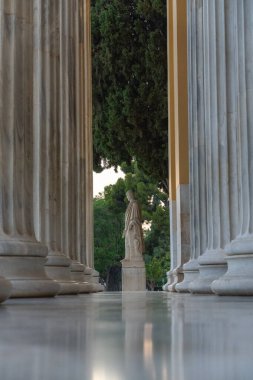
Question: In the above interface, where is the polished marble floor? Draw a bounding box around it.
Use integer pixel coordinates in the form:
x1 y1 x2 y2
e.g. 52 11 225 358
0 291 252 380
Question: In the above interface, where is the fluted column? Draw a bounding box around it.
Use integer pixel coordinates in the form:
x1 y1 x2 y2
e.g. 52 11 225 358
78 0 93 290
176 1 204 292
165 0 190 293
83 0 93 270
67 0 91 293
33 0 79 295
185 0 230 294
212 0 253 295
0 0 59 297
0 1 13 303
163 0 178 291
82 0 103 292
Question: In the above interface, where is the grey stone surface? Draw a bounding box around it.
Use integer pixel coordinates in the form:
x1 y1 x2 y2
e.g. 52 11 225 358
0 292 253 380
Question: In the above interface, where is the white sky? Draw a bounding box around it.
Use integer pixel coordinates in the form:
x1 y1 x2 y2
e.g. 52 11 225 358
93 167 125 197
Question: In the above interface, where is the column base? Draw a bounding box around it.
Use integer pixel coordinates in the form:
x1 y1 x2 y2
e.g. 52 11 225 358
46 271 80 295
212 254 253 295
84 266 92 289
121 259 146 291
162 270 173 291
90 269 104 292
0 276 12 303
45 255 80 295
57 281 80 295
83 267 104 292
0 256 60 298
78 282 93 293
188 249 227 294
10 279 60 298
167 266 183 292
175 259 199 293
70 261 91 294
189 264 227 294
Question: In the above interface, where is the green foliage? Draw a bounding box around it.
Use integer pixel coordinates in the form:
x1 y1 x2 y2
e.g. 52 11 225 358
146 254 170 290
91 0 168 187
144 204 170 256
144 204 170 289
94 163 170 289
94 197 125 281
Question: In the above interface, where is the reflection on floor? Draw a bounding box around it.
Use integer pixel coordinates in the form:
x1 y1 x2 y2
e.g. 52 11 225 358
0 292 252 380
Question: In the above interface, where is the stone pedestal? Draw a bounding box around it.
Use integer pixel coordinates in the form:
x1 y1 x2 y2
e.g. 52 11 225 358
121 259 146 291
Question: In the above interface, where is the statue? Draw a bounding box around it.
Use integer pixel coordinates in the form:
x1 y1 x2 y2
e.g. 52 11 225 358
122 190 144 261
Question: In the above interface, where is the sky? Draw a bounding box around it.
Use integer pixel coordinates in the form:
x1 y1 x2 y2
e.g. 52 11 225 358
93 167 125 197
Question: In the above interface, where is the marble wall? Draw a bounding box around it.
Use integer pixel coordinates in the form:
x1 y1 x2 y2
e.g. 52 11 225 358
0 0 101 302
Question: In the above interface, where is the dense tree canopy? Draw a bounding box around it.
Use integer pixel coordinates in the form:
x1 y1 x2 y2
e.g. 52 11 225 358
91 0 168 187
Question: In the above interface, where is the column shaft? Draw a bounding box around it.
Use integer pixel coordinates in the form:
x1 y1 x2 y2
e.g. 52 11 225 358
188 0 230 294
212 0 253 295
83 0 103 291
0 0 59 297
166 0 190 292
163 0 177 291
176 0 205 292
67 0 91 293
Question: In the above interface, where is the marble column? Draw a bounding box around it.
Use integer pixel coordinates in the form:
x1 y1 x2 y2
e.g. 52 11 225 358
67 0 91 293
163 1 177 292
212 0 253 295
78 0 93 292
168 185 189 292
166 0 190 293
82 0 103 292
33 0 80 295
175 1 202 292
0 0 59 297
186 0 230 294
0 1 13 303
163 200 177 290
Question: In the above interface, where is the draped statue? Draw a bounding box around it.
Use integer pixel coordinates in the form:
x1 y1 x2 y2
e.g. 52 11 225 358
122 190 144 261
